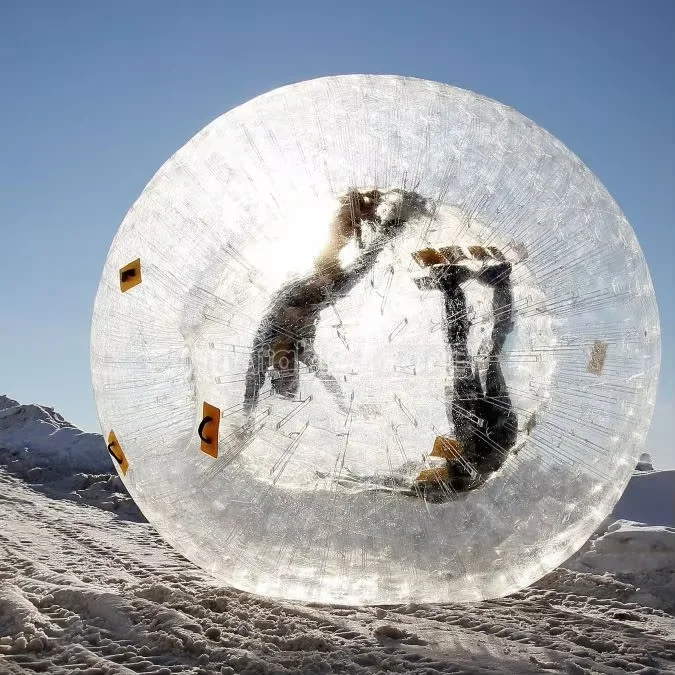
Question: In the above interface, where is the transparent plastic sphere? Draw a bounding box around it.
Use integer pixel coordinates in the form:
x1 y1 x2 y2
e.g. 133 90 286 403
91 75 660 604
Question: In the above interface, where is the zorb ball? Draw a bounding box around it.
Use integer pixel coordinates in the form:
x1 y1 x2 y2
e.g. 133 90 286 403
91 75 660 604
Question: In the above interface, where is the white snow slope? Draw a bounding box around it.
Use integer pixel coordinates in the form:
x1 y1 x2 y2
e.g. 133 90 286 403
1 396 674 674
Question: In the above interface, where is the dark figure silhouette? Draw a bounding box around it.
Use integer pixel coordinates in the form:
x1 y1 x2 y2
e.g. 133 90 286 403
243 188 428 416
426 260 518 493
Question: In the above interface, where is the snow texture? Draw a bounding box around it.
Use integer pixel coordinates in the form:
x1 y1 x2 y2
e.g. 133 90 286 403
0 399 143 521
1 396 673 673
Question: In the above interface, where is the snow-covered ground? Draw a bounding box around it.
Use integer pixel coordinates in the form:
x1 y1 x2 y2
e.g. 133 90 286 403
1 395 674 674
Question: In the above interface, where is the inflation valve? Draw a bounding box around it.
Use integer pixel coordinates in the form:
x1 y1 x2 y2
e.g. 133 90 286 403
198 402 221 458
107 430 129 475
119 258 142 293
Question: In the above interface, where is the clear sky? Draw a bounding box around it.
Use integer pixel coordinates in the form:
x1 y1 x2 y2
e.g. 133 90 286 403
1 0 673 468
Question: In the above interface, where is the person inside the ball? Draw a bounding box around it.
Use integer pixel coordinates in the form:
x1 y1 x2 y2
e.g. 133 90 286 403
242 187 427 415
412 250 518 496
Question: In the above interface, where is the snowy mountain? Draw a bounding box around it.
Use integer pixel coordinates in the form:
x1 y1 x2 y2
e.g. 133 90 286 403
0 396 143 521
1 395 673 674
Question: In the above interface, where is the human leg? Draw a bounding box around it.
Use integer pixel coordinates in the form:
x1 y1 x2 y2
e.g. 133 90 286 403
470 262 518 473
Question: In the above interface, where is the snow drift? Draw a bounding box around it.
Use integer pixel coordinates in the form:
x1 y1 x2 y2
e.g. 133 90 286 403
0 395 143 520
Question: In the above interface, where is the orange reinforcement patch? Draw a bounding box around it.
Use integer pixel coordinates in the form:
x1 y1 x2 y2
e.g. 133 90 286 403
107 431 129 476
120 258 142 293
588 340 609 376
200 402 221 458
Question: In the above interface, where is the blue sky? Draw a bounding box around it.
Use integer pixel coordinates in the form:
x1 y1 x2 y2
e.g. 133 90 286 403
1 1 673 467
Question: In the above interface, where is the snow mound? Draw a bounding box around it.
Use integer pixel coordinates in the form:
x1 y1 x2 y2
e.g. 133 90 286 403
0 396 143 521
0 401 109 475
563 520 675 613
585 520 675 573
